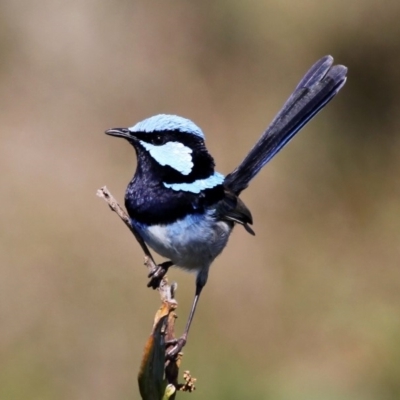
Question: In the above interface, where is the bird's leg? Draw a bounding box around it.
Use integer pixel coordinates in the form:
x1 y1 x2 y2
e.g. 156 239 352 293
147 261 173 289
166 281 203 359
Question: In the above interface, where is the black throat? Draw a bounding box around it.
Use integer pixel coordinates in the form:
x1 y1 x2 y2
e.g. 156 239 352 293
124 131 225 225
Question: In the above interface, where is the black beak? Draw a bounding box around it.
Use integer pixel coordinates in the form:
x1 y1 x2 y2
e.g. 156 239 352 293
105 127 131 139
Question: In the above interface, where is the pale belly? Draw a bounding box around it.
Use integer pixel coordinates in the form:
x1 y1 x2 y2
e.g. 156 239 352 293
133 212 232 272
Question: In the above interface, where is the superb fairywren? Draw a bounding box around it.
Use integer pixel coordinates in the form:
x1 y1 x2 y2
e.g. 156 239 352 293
106 56 347 357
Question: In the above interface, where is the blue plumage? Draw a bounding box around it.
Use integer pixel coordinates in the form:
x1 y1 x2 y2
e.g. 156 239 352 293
129 114 205 138
163 172 224 193
140 140 194 175
133 210 230 288
105 55 348 358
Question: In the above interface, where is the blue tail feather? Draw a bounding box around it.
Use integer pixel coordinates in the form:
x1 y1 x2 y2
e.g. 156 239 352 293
224 56 347 195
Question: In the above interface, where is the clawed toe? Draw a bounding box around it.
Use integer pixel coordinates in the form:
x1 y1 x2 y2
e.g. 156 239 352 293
166 336 187 360
147 261 173 289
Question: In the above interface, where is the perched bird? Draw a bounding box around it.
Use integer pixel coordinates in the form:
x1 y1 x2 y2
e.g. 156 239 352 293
106 55 347 357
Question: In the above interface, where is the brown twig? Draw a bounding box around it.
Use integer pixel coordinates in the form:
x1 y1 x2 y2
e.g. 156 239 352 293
96 186 158 274
97 186 196 399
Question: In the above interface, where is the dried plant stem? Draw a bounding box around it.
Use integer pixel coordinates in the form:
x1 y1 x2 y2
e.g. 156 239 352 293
96 186 158 274
97 186 196 399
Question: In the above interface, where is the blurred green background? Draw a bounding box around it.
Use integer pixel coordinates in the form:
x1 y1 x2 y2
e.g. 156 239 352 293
1 0 400 399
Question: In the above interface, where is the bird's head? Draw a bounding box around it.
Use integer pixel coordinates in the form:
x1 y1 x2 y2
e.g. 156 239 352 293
106 114 223 191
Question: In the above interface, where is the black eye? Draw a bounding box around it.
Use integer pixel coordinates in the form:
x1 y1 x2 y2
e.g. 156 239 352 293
151 135 165 146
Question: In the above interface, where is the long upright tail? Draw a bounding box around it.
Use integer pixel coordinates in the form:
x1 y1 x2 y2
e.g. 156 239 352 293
224 55 347 195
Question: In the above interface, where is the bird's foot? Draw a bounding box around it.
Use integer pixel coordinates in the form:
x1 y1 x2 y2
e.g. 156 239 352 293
147 261 173 289
165 336 187 360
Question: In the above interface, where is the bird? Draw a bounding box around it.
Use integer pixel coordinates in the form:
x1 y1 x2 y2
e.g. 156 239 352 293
105 55 347 358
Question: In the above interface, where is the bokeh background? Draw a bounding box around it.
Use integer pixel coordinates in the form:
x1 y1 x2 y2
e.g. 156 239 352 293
1 1 400 399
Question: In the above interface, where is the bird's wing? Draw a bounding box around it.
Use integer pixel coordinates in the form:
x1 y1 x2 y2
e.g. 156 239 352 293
215 188 255 235
224 55 347 195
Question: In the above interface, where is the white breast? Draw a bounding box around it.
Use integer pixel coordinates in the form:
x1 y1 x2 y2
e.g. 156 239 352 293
134 211 232 273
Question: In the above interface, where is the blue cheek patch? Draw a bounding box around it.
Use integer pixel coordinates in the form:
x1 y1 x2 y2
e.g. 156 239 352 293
163 172 225 193
140 141 194 175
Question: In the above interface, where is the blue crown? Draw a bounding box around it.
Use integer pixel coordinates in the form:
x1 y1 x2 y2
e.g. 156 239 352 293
129 114 205 139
